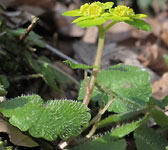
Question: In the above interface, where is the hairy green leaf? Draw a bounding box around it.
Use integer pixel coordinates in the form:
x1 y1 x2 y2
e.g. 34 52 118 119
125 19 152 31
150 108 168 128
134 125 168 150
0 95 91 141
78 64 152 113
73 116 146 150
98 65 151 112
98 109 145 129
72 138 126 150
109 116 147 139
63 60 99 69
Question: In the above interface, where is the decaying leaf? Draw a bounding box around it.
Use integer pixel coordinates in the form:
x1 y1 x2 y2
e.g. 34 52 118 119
0 118 39 147
139 44 168 75
152 73 168 100
161 20 168 47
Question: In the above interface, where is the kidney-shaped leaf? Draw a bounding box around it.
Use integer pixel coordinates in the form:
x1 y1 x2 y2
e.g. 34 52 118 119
78 64 152 113
0 95 91 141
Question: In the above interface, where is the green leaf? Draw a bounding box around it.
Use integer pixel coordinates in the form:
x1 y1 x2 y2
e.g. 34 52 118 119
62 9 81 17
25 52 67 91
162 96 168 108
0 83 6 96
72 17 88 23
134 14 148 19
78 64 152 113
150 108 168 128
0 95 91 141
134 125 168 150
0 75 9 89
63 60 99 69
105 16 130 21
98 109 145 129
163 54 168 65
98 64 151 112
72 138 126 150
7 28 45 48
109 116 147 139
125 19 152 31
73 116 146 150
76 17 106 28
27 31 45 48
78 80 103 103
149 96 168 110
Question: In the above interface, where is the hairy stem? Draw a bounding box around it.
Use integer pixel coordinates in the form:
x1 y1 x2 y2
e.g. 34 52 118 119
86 115 101 138
84 69 90 97
85 97 115 131
83 25 105 106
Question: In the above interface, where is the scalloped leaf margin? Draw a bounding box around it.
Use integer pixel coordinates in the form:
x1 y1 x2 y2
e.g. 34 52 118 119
78 64 152 113
0 95 91 141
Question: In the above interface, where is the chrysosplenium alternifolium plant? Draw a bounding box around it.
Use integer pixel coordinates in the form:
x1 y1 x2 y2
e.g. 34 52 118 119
63 1 151 106
4 2 168 150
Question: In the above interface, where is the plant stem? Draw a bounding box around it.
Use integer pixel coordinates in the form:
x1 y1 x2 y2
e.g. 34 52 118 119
86 115 101 138
85 97 115 132
83 25 105 106
19 16 39 40
84 69 90 97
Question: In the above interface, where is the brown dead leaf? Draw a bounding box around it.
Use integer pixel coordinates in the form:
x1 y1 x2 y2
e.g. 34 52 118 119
0 118 39 147
161 20 168 47
82 26 98 44
53 2 85 37
105 22 133 43
152 73 168 100
145 18 161 37
139 44 168 75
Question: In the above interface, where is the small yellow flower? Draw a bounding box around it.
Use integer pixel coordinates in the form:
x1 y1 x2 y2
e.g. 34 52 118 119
113 5 135 17
80 3 89 16
80 2 104 18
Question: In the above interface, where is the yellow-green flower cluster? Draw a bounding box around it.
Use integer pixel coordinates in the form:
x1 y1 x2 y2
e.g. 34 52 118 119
80 2 113 18
113 5 135 18
62 1 150 30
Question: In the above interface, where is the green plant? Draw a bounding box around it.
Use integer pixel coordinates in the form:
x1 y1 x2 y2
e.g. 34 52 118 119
1 1 168 150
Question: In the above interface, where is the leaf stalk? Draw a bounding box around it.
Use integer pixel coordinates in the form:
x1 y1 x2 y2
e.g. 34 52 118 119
83 25 105 106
